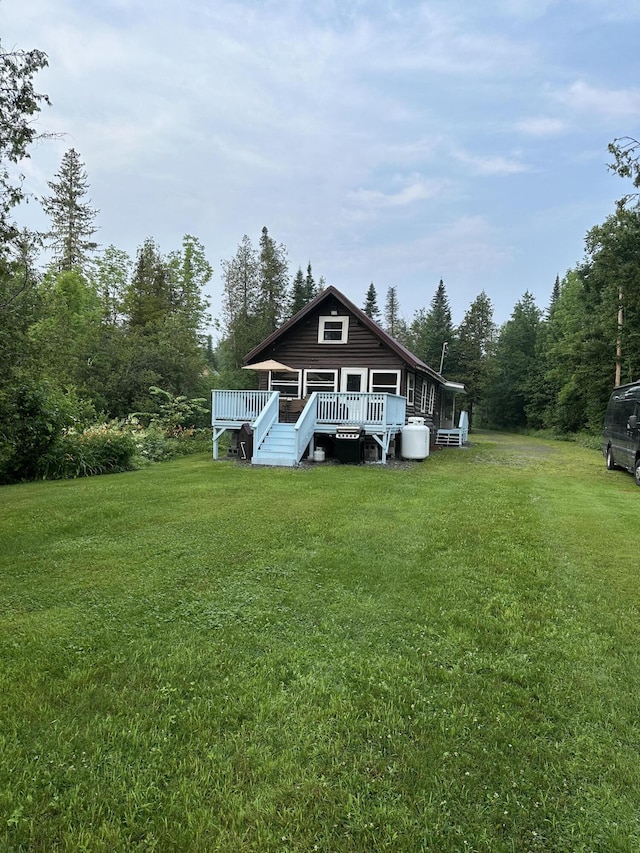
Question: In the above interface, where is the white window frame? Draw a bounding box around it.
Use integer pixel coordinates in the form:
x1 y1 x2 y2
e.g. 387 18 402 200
303 369 338 396
318 316 349 344
406 373 415 406
369 370 401 395
420 382 428 413
428 383 436 415
268 369 301 398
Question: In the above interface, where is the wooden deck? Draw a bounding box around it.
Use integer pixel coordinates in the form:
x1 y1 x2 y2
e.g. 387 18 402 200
212 390 407 466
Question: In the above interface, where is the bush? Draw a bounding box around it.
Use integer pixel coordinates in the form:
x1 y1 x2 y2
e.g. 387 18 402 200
130 424 211 464
37 427 137 480
0 383 96 484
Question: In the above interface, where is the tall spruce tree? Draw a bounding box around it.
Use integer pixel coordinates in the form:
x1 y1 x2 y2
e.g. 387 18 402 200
410 279 454 370
383 285 408 342
289 267 308 317
257 226 289 337
363 282 381 321
41 148 98 273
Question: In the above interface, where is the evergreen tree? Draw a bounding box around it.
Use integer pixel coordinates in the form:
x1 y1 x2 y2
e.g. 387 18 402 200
123 239 171 330
383 285 408 343
304 262 317 302
454 291 496 426
363 282 381 321
257 226 289 337
289 267 308 317
41 148 98 273
409 279 454 370
484 292 541 429
219 234 261 374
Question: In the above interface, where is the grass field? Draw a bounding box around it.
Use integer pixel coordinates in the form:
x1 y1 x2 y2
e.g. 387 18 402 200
1 432 639 852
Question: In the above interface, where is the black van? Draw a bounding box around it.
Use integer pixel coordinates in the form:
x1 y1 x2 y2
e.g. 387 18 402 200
602 382 640 485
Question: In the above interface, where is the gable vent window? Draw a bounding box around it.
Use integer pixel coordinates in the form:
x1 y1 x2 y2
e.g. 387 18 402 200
318 316 349 344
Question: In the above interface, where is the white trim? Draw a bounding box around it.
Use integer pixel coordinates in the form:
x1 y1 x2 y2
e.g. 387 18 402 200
370 370 401 395
428 383 436 415
318 315 349 344
303 369 338 395
420 382 428 413
268 369 301 398
406 373 415 406
340 367 368 393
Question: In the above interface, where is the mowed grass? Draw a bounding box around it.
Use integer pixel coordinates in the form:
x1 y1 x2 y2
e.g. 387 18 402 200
1 433 640 852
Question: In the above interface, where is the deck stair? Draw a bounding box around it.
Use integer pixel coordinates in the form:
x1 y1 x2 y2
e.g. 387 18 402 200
253 422 297 467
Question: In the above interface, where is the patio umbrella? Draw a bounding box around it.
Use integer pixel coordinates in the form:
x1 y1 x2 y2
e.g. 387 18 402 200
242 359 296 371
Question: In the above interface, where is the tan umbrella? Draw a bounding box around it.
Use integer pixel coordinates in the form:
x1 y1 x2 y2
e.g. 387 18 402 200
242 359 296 371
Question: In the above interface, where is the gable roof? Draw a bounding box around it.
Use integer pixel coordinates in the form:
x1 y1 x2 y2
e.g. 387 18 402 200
244 286 445 382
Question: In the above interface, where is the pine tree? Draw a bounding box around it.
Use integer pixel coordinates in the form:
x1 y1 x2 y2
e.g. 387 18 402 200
363 282 381 321
41 148 98 273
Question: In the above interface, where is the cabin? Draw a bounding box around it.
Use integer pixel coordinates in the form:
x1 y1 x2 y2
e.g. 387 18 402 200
211 286 467 466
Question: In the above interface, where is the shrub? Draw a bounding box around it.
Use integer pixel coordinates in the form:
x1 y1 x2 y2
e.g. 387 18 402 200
0 383 96 484
36 427 137 480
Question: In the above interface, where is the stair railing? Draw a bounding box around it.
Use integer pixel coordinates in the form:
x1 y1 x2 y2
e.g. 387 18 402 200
251 391 280 458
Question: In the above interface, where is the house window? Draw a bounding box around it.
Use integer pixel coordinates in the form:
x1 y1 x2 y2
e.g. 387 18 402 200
406 373 415 406
420 382 428 413
370 370 401 394
304 369 337 395
318 316 349 343
269 370 301 398
428 383 436 415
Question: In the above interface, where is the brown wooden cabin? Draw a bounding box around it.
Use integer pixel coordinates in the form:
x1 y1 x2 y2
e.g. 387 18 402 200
211 287 466 466
246 286 460 431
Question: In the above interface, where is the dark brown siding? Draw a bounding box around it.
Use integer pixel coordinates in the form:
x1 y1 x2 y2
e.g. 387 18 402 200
255 296 407 373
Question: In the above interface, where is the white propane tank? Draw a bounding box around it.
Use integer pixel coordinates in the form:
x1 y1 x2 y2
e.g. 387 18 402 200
312 448 326 462
401 417 430 460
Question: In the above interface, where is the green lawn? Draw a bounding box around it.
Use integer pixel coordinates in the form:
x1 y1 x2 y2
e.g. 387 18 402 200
1 433 639 852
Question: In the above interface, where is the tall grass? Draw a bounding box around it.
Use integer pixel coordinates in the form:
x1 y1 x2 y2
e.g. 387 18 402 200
1 432 639 851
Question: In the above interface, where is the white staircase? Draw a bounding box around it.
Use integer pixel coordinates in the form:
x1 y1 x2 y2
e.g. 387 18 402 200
252 423 298 467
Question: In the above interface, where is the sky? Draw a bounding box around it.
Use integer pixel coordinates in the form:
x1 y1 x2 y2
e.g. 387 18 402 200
3 0 640 330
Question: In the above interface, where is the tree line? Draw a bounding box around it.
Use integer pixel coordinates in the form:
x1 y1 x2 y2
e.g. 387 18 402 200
2 40 640 481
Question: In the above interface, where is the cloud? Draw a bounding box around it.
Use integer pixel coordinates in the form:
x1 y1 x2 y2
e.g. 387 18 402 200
454 149 528 176
516 117 567 137
348 177 448 210
558 80 640 120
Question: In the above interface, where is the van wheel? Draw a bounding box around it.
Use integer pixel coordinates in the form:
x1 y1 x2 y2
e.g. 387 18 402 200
635 461 640 487
606 447 616 470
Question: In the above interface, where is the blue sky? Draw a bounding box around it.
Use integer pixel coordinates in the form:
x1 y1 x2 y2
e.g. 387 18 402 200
4 0 640 328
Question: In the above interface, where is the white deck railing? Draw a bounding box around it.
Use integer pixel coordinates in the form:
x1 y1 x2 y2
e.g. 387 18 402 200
211 390 273 424
315 392 406 429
